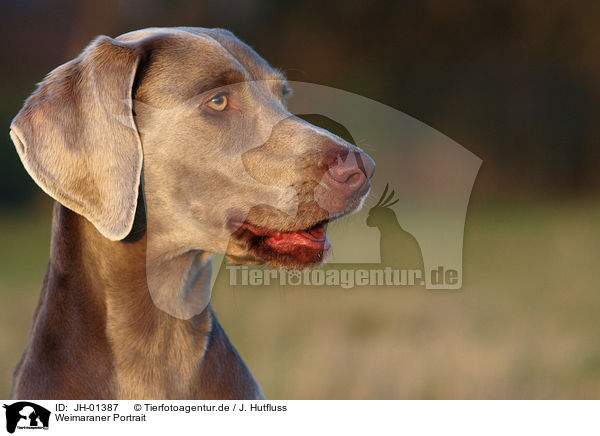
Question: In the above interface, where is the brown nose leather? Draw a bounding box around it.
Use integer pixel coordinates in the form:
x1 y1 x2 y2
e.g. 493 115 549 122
323 149 375 194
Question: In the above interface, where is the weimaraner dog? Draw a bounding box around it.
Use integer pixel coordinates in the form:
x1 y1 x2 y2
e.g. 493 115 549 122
9 27 375 399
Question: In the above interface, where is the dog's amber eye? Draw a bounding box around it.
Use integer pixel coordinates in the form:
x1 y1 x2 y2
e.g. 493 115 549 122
206 94 229 111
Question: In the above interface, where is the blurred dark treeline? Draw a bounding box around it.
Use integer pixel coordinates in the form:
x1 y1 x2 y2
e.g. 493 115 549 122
1 0 599 207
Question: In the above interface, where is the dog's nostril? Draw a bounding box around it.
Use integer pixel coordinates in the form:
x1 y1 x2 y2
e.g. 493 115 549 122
325 150 374 190
347 172 363 185
328 165 364 185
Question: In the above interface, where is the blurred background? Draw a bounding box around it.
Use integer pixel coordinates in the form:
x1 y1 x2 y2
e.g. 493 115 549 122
1 0 599 398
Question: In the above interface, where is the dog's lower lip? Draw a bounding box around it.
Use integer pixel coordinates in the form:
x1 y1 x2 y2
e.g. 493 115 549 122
233 220 330 252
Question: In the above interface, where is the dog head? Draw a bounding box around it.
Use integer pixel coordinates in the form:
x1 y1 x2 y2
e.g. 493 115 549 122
10 27 375 269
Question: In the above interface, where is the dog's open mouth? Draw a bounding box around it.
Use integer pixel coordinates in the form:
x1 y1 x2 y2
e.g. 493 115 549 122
241 221 330 252
229 220 331 268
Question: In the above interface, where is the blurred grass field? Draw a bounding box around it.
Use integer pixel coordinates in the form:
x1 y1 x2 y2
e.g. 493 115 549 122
1 197 599 399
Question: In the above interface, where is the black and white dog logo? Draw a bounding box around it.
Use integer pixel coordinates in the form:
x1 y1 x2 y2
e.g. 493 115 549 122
3 402 50 433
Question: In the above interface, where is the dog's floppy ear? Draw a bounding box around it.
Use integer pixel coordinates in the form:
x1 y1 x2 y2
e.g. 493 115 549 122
10 35 150 241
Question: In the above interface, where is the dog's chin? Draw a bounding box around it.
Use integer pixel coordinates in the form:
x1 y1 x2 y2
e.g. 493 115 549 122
227 220 331 269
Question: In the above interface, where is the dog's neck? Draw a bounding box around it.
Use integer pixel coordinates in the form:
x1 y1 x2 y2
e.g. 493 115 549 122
14 203 263 399
46 203 213 398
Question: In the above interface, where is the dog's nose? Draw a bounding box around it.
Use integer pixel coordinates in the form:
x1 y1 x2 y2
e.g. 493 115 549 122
323 149 375 194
